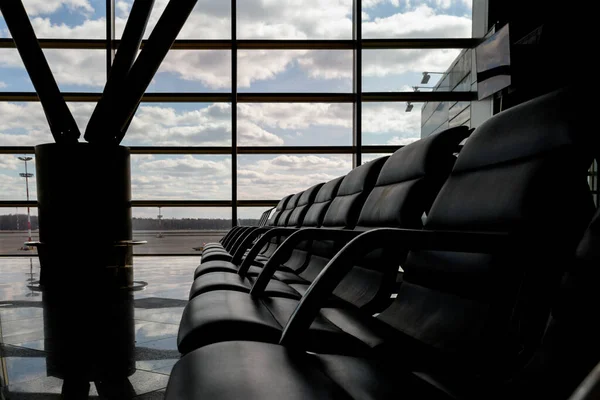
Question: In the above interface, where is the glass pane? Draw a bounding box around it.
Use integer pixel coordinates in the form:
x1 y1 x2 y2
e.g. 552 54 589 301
237 0 352 39
238 154 352 200
0 102 95 146
116 0 231 39
362 49 464 92
131 155 232 200
121 103 232 146
238 50 352 92
362 1 472 39
0 208 39 256
0 154 37 201
363 102 423 145
0 49 106 92
0 0 106 39
132 207 231 255
150 50 231 92
237 103 352 146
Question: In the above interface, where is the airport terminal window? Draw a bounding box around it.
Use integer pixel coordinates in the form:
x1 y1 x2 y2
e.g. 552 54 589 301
0 0 474 255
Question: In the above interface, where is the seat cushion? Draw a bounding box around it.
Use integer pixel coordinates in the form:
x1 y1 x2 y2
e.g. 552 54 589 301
194 260 239 278
273 270 310 284
178 291 371 355
166 342 353 400
200 251 233 264
166 341 454 400
188 272 302 300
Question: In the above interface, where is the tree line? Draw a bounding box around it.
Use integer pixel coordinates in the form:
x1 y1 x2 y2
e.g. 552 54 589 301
0 214 259 231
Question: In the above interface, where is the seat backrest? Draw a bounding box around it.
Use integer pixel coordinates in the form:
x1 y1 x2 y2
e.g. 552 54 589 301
356 126 470 231
376 86 595 384
321 157 388 229
330 126 470 310
276 191 303 227
502 205 600 399
287 183 324 228
302 176 345 228
266 195 292 226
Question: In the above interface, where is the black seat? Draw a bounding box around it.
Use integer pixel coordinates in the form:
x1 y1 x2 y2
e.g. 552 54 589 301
166 86 597 400
185 157 388 302
201 196 290 256
201 208 273 253
193 177 344 279
177 126 470 354
201 191 305 263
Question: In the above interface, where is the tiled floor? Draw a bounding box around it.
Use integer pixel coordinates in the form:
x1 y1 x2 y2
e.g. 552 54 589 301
0 257 197 399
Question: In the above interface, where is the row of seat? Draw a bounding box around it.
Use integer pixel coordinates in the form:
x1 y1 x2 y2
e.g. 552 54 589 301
166 86 600 399
177 124 471 354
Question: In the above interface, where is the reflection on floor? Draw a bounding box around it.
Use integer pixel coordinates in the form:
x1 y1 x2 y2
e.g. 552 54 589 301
0 257 196 399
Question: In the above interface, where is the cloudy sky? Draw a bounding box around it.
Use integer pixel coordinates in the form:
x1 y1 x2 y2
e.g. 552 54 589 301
0 0 472 219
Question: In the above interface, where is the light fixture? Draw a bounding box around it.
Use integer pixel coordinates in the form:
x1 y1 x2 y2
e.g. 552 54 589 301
421 71 445 85
405 102 414 112
412 86 435 92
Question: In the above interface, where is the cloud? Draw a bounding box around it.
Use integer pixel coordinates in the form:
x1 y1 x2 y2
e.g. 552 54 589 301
125 104 285 147
363 5 471 38
0 48 105 88
21 0 94 16
387 136 420 144
0 81 6 88
237 0 352 39
158 50 231 89
115 0 231 39
363 103 421 134
238 103 352 130
238 155 351 199
130 155 232 200
363 48 461 78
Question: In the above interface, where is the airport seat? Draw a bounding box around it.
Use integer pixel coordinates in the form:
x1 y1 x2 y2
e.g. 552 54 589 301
166 86 597 400
201 191 305 263
201 184 323 264
201 196 289 254
178 125 470 353
185 155 389 302
194 176 344 279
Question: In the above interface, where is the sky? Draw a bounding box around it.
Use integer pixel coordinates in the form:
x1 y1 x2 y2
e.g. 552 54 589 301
0 0 472 219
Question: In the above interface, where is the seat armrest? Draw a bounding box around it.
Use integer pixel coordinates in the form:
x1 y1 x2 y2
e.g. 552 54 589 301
279 227 518 347
249 227 362 296
237 227 300 275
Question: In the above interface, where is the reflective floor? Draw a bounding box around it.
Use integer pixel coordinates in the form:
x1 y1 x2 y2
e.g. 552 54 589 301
0 257 196 399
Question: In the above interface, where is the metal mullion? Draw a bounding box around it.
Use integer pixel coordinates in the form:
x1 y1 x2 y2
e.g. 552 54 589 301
352 0 362 168
237 40 354 50
238 146 354 154
129 146 231 155
362 38 480 49
363 92 476 102
0 200 281 208
0 38 107 49
106 0 115 79
1 92 476 103
0 38 481 50
0 145 368 155
238 93 355 103
0 92 233 102
231 0 238 227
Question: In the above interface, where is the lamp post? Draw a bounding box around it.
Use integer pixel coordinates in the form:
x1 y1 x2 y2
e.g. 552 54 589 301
18 156 33 247
421 71 445 84
157 206 163 238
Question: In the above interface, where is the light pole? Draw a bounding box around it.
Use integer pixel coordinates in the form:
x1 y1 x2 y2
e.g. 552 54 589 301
18 156 33 247
157 206 163 238
421 71 445 84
